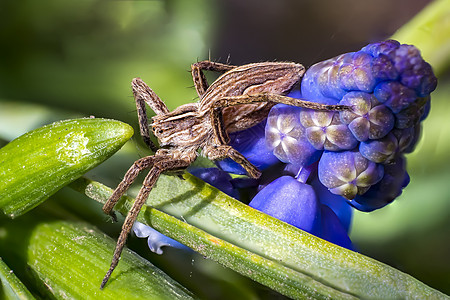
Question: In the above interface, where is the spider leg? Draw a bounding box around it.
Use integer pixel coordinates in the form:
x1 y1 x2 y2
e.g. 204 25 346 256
206 93 351 179
132 78 169 152
101 154 194 289
191 60 236 98
205 98 261 179
213 93 350 111
102 156 155 220
211 106 230 145
209 93 350 150
101 166 162 289
204 145 261 179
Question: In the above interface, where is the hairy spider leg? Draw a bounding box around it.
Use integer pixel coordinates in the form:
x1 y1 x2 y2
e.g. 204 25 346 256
101 163 161 289
209 92 349 152
102 78 172 218
132 78 169 152
101 155 193 289
212 94 350 112
191 60 236 98
204 144 262 179
204 93 350 179
102 156 155 219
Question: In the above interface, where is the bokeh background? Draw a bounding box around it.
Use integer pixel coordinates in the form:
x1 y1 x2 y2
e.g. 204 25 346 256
0 0 449 297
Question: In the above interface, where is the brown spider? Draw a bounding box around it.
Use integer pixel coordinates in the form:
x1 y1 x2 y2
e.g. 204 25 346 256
100 60 349 288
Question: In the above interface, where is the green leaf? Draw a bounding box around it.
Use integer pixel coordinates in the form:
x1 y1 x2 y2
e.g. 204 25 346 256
24 220 195 299
0 258 35 300
71 177 449 299
0 118 133 218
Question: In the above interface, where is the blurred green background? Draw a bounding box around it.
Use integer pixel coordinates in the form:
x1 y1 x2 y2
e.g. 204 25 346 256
0 0 449 297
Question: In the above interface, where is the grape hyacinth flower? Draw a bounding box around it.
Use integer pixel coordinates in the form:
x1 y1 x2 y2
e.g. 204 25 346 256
265 104 320 166
249 167 354 250
248 40 434 247
249 175 322 235
264 40 436 208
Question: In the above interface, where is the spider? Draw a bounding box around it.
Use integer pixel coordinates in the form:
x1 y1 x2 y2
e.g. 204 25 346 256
100 60 349 288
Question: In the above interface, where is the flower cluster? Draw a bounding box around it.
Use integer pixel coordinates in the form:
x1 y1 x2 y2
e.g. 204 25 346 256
216 40 436 249
265 40 436 212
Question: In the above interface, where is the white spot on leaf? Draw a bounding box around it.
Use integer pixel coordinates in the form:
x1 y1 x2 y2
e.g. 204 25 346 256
56 132 91 166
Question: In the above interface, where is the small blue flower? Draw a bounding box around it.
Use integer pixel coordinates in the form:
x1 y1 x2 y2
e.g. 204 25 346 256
361 39 400 57
394 96 429 129
339 91 394 141
318 150 384 200
301 54 348 102
300 109 358 151
359 133 398 163
310 175 353 233
388 45 437 96
374 81 418 113
265 104 320 166
249 173 354 250
249 176 322 235
320 205 354 250
338 51 377 92
402 125 421 153
133 222 189 254
348 156 409 211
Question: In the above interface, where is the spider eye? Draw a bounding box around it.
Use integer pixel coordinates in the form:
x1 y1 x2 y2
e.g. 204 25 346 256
153 128 163 135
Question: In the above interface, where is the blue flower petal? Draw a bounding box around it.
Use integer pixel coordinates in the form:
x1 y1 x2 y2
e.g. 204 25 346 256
319 205 354 250
249 176 321 235
133 222 189 254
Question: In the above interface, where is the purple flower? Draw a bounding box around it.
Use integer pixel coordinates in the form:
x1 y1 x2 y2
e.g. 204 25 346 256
320 205 354 250
340 91 394 141
249 176 322 234
133 222 189 254
300 109 358 151
301 55 347 103
265 104 320 166
338 51 377 92
249 173 354 250
348 156 409 211
374 81 418 113
318 150 384 200
310 175 353 233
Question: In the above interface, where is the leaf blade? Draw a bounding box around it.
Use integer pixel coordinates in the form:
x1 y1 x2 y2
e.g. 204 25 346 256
25 220 195 299
0 258 35 300
0 118 133 218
